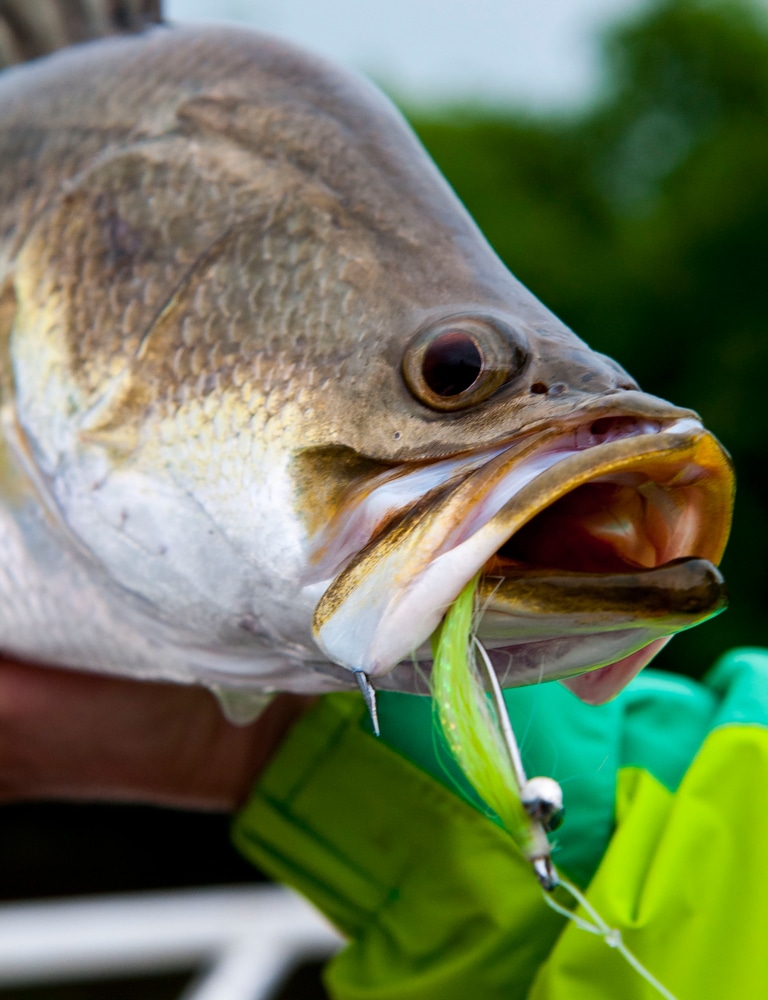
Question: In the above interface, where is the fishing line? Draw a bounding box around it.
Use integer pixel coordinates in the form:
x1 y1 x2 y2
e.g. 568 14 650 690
429 575 679 1000
473 636 528 789
541 879 679 1000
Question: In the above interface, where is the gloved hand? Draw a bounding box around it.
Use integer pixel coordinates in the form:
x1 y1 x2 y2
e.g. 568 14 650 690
234 649 768 1000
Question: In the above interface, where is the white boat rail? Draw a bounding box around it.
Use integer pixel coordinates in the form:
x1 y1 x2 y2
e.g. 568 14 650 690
0 884 344 999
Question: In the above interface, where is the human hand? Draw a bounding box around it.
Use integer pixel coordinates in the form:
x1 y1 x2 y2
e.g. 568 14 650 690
0 657 312 810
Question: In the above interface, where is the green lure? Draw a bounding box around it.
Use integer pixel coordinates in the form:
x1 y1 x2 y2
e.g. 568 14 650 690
429 576 680 1000
430 574 543 862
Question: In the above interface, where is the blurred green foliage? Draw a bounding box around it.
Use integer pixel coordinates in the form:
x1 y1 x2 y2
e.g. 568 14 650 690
409 0 768 677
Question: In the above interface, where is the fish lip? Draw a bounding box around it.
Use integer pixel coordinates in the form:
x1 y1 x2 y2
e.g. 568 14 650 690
305 399 700 585
478 557 728 627
311 410 734 693
363 388 700 464
466 559 728 700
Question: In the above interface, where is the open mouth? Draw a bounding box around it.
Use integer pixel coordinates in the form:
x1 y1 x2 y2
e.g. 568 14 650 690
310 409 734 703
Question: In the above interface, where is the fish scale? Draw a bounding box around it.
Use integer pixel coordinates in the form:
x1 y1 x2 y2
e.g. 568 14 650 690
0 19 733 717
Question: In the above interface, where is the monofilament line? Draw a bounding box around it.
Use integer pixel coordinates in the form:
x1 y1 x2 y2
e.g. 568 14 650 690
542 872 679 1000
473 637 678 998
473 636 527 789
432 582 678 999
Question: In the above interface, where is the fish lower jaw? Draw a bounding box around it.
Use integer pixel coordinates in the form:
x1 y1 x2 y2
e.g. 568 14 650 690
559 638 671 704
472 629 676 703
374 631 674 703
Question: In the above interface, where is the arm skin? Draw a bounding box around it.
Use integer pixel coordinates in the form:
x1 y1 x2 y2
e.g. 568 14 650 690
0 657 313 810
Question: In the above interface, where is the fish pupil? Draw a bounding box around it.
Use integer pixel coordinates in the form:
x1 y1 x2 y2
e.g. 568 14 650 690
422 331 483 397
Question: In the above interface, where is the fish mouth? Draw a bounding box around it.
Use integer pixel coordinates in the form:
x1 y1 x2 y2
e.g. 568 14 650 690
310 407 734 703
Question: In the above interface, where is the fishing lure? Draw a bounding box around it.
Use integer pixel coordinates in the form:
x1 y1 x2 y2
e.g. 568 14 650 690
430 575 556 886
430 576 678 1000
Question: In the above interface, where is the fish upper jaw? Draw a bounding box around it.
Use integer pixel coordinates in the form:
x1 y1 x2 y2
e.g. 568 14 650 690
310 410 733 702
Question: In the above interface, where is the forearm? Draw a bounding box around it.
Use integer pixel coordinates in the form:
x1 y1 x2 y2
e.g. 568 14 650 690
0 657 313 809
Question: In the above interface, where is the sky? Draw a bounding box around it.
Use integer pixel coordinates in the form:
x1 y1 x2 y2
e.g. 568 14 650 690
165 0 652 111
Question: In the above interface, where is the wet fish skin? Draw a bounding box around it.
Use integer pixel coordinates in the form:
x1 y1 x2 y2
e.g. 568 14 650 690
0 27 639 458
0 26 731 703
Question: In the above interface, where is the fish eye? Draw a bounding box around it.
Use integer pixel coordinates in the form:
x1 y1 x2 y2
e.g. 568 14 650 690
402 316 528 411
422 329 483 396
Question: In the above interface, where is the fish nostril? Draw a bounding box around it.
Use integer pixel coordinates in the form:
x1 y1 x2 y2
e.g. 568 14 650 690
530 382 548 394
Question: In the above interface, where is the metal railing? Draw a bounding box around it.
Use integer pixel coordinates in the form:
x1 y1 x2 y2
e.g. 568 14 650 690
0 884 343 999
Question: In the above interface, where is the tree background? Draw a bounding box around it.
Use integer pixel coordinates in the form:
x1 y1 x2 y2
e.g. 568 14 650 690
411 0 768 677
0 1 766 996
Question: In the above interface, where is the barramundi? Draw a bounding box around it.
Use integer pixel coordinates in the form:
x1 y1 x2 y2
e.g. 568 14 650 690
0 8 734 720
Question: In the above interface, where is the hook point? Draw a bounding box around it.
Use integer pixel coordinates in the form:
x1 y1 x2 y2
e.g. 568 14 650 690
353 669 380 737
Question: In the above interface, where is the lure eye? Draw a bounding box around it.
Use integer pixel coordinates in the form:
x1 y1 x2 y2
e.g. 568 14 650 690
521 776 564 832
403 316 527 411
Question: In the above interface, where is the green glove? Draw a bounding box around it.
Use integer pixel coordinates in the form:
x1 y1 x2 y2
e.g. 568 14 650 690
233 648 768 999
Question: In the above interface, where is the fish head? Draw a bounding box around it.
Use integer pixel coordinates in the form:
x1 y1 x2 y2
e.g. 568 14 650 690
3 27 734 702
307 312 733 702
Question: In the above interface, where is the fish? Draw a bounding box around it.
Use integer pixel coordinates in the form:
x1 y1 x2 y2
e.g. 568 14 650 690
0 12 734 721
